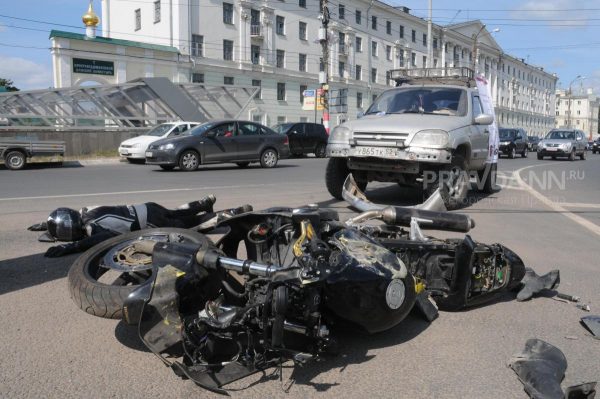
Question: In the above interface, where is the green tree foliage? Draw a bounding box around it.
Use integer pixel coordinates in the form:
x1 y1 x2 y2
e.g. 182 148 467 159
0 78 19 92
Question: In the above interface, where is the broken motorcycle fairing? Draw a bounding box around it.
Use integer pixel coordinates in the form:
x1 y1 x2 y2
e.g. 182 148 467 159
118 204 538 392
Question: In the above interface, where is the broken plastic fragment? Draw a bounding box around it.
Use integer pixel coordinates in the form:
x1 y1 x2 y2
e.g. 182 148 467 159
577 304 591 312
580 315 600 338
510 339 566 399
516 268 560 301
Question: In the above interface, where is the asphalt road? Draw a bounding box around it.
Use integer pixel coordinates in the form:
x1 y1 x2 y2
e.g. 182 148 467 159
1 155 599 398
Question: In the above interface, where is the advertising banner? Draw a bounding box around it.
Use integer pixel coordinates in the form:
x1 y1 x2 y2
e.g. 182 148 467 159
475 75 499 163
302 89 316 111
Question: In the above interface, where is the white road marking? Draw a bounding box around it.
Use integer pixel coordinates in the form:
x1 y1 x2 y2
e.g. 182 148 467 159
513 163 600 237
559 202 600 209
0 183 283 202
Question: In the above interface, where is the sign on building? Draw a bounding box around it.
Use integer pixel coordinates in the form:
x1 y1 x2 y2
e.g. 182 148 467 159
72 58 115 76
302 89 316 111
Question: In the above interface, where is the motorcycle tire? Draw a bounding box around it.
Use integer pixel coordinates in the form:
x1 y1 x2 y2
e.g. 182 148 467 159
68 228 207 319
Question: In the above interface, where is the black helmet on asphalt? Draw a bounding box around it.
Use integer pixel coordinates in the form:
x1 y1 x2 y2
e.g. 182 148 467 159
42 208 85 242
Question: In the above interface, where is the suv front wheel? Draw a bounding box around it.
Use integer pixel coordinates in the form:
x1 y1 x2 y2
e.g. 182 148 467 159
429 155 469 210
325 158 366 200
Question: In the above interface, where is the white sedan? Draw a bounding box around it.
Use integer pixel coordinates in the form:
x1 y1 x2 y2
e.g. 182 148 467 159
118 122 200 162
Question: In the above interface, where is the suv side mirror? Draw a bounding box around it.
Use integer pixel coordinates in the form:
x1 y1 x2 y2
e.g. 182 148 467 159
474 114 493 125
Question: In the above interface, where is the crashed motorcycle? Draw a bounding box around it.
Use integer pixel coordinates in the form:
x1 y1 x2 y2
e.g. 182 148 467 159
104 204 537 393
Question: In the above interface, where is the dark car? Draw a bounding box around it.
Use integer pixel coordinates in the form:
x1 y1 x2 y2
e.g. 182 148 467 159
145 120 290 171
272 122 328 158
498 128 529 158
592 138 600 154
527 136 541 152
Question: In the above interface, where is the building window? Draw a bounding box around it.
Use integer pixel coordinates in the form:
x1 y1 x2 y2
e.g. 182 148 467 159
299 22 307 40
154 1 161 23
386 21 391 35
223 3 233 24
371 68 377 83
399 25 404 38
277 116 286 124
372 94 377 103
339 32 346 53
371 41 378 57
355 64 362 80
251 45 260 65
355 36 362 52
339 4 345 19
422 55 427 67
422 33 427 46
299 0 306 8
134 9 141 31
399 51 404 67
433 37 438 49
192 73 204 83
411 29 416 43
277 82 286 101
338 61 345 78
356 92 364 109
224 76 234 85
252 79 261 99
371 16 377 30
191 34 203 57
299 53 306 72
411 52 416 67
276 49 285 68
300 84 307 103
276 15 285 35
355 10 362 24
223 40 233 60
386 45 392 61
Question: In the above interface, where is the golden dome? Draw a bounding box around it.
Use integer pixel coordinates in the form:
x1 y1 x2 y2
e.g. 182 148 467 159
82 1 100 27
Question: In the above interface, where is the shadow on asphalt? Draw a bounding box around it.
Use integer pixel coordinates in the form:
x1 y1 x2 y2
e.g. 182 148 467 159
114 321 150 352
149 163 300 173
0 161 81 171
0 252 77 296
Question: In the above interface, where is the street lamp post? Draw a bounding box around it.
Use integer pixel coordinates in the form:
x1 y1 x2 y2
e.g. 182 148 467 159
567 75 585 128
471 26 500 74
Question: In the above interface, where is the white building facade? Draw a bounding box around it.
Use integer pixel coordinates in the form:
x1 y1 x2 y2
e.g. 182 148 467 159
52 0 557 132
555 89 599 140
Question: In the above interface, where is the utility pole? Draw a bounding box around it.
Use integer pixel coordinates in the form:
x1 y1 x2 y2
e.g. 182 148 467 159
567 75 584 128
427 0 433 67
319 0 330 133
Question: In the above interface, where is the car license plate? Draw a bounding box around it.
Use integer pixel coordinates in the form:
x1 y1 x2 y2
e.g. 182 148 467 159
145 151 153 157
355 146 399 157
546 147 557 151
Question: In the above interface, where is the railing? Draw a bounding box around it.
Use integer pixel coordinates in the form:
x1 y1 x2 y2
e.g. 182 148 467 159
251 24 262 36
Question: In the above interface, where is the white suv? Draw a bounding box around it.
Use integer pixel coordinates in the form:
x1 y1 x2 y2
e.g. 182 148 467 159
119 122 200 163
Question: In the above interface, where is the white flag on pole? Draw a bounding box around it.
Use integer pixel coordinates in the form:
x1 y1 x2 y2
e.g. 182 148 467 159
475 75 499 163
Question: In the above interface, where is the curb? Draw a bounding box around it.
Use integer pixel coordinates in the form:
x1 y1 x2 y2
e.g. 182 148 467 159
64 157 124 166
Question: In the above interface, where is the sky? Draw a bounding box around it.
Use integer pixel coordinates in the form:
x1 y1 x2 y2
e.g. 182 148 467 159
0 0 599 92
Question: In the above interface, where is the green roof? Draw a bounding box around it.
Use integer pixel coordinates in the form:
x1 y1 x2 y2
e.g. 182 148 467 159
49 30 179 53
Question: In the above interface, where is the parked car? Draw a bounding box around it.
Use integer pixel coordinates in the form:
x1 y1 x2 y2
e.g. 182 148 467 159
272 122 328 157
118 122 200 163
527 136 541 152
537 129 587 161
592 139 600 154
145 120 290 171
587 141 594 151
498 128 529 158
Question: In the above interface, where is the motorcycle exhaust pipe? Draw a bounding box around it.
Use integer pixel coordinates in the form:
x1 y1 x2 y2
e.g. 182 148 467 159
346 206 475 233
342 175 447 213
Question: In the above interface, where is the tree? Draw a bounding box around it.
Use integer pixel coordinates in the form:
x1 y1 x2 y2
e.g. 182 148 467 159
0 78 19 92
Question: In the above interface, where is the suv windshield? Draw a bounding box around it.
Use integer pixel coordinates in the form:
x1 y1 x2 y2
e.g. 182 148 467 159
365 87 468 116
271 123 294 134
546 131 575 140
499 129 517 139
146 124 175 137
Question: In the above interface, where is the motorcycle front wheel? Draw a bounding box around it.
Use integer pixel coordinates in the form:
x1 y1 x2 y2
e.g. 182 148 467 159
67 228 207 319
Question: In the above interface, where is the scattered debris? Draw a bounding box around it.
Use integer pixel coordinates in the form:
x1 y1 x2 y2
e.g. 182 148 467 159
564 336 579 340
516 268 560 301
581 315 600 338
414 291 439 322
510 339 597 399
577 304 591 312
552 297 570 304
557 292 581 302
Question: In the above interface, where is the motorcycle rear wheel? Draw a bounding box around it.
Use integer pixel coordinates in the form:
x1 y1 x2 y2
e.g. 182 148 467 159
67 228 206 319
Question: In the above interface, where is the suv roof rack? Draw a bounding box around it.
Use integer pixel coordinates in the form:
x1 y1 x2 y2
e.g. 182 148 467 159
389 67 475 87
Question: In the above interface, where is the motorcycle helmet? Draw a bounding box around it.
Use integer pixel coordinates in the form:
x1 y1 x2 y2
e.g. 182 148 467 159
40 208 85 242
